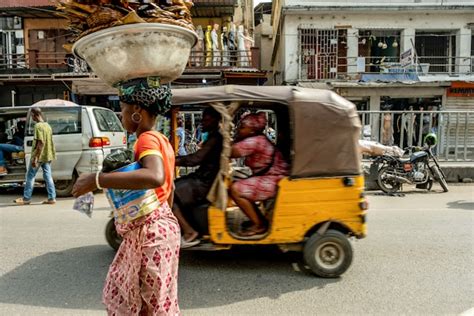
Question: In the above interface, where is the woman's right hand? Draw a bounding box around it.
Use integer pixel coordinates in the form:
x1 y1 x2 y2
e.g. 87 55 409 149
72 173 97 198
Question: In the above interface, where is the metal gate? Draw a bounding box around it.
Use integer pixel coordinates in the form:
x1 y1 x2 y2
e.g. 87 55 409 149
299 28 339 80
359 110 474 162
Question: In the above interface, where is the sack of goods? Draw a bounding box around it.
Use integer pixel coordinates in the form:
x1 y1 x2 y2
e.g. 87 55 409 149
101 149 160 224
105 162 161 224
358 140 404 157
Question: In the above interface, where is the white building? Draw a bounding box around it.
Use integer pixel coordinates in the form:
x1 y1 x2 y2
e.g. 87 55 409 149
270 0 474 111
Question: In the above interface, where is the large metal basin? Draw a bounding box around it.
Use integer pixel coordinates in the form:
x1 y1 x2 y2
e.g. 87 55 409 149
73 23 197 86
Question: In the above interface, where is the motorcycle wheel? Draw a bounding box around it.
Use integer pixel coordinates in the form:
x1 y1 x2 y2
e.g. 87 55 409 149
427 179 433 191
377 167 401 193
431 165 449 192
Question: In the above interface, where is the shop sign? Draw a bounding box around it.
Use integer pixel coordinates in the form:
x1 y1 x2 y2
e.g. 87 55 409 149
447 82 474 97
400 49 413 67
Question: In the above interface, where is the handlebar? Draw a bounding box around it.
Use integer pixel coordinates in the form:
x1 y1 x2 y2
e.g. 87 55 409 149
404 145 426 153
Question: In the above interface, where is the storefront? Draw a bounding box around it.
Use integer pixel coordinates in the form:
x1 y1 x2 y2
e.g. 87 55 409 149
445 81 474 109
328 82 447 111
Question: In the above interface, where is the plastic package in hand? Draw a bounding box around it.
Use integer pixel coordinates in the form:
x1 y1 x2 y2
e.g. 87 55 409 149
73 192 94 218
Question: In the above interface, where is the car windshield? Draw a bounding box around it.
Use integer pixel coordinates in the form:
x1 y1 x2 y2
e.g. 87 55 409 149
26 107 81 135
93 108 123 132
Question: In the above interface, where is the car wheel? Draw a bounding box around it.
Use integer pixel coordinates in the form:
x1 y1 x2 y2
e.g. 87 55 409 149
303 229 353 278
54 173 77 197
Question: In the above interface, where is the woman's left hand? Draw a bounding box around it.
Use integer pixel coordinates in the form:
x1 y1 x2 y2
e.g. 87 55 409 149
72 173 97 198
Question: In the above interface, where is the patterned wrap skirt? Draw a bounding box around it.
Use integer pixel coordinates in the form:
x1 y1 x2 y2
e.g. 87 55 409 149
232 175 285 202
103 202 181 315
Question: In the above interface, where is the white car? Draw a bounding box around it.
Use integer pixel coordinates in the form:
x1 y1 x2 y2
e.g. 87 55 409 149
0 101 126 196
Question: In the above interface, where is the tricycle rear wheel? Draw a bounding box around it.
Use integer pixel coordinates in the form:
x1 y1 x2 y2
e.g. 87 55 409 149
303 229 353 278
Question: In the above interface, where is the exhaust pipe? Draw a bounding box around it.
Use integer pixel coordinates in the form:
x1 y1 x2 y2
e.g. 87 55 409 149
384 173 411 184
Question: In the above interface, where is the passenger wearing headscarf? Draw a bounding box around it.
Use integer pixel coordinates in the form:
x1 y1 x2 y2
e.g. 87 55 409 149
72 77 181 315
230 112 289 237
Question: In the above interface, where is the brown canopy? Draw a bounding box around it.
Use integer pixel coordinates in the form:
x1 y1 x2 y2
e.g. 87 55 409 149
172 85 361 178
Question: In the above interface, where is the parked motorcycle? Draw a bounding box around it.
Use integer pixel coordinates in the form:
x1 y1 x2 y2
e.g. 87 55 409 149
375 133 449 193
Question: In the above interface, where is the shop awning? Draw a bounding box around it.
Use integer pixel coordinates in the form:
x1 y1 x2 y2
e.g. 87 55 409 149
72 80 118 95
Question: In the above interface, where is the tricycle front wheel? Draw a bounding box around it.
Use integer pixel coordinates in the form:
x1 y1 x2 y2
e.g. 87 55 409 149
303 229 353 278
105 218 122 251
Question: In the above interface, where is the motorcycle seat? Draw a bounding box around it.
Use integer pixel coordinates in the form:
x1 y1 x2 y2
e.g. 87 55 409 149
398 158 411 163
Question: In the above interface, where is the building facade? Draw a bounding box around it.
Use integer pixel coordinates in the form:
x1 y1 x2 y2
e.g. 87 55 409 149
270 0 474 111
0 0 264 109
254 2 273 83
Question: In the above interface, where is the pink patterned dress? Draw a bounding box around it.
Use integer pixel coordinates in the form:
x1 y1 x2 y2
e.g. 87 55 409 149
232 135 289 201
103 131 181 315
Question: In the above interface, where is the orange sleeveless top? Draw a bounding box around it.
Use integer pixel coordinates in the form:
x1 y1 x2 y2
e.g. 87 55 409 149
134 131 175 204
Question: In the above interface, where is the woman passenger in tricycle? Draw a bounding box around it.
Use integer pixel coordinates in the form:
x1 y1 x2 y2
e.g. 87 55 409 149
230 112 289 236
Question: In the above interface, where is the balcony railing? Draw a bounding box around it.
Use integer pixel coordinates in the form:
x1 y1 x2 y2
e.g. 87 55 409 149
0 48 261 76
0 51 76 72
299 55 473 81
187 48 260 69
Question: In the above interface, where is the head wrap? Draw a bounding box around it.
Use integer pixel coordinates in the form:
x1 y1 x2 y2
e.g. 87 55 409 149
118 77 172 115
239 112 267 133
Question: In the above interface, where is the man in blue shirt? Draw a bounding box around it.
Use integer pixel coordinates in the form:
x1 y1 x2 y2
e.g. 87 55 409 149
0 121 25 176
176 116 187 156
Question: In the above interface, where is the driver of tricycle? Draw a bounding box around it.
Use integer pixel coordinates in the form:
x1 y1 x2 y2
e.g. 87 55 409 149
173 107 222 248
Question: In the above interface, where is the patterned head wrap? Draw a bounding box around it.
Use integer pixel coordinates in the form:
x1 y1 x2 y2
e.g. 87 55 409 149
239 112 267 133
118 77 172 115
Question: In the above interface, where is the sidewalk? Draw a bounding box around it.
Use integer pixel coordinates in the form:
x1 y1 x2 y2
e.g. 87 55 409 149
437 161 474 182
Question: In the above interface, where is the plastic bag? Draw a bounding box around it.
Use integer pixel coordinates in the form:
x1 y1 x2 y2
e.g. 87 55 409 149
102 149 134 173
73 192 94 218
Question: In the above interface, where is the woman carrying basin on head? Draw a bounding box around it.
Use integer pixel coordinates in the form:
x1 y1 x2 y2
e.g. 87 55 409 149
72 78 180 315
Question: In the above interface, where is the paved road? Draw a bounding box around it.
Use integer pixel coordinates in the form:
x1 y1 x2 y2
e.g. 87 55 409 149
0 185 473 315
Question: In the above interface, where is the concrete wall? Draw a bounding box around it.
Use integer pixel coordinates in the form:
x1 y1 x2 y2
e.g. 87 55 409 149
279 11 473 83
234 0 254 35
272 44 284 85
254 13 273 73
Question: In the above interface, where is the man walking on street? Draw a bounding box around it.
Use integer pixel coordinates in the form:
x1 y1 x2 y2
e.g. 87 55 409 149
14 107 56 205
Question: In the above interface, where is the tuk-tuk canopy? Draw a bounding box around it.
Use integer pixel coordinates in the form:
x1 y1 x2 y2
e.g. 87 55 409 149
172 85 361 178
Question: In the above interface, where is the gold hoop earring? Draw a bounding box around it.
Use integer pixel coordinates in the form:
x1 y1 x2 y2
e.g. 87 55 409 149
131 112 142 124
